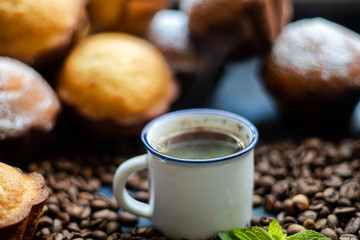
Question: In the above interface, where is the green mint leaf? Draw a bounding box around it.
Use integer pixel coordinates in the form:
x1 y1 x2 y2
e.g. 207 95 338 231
218 231 239 240
268 219 287 240
285 230 331 240
232 227 273 240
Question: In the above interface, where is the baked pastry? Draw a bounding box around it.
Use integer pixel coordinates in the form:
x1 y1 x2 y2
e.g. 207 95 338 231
87 0 169 36
185 0 293 59
0 57 61 161
57 33 177 137
0 161 49 240
147 9 202 79
261 18 360 128
0 0 88 67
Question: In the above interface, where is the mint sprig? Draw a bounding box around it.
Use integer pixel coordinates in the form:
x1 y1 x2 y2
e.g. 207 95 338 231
218 219 330 240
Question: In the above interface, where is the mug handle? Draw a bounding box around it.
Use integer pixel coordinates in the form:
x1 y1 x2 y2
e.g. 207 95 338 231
113 154 152 218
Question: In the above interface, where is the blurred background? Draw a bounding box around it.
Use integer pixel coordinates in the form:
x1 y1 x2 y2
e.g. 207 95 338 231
207 0 360 141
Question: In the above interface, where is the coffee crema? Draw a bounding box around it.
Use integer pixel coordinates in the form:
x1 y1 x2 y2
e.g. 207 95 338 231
156 129 244 159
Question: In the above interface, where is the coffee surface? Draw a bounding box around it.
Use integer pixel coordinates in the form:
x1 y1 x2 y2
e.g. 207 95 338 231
157 129 243 159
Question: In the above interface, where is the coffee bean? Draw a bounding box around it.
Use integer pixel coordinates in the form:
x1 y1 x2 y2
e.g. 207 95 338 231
344 217 360 234
252 194 263 207
292 194 309 211
339 234 359 240
303 219 315 230
324 188 340 203
287 224 305 235
92 209 118 221
326 214 339 229
134 191 150 203
106 221 121 235
53 218 63 233
321 228 338 240
91 230 107 240
91 199 109 209
118 211 139 226
251 217 260 226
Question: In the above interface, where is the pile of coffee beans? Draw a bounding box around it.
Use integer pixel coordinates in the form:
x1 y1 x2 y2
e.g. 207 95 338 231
252 138 360 240
31 137 360 240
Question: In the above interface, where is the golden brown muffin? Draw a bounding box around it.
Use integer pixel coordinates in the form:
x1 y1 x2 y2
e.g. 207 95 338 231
261 18 360 128
0 162 49 240
0 57 61 162
87 0 169 36
57 33 177 136
185 0 293 59
0 0 88 66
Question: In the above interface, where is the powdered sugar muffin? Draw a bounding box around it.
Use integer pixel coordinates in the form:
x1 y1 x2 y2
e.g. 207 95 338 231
0 57 61 161
261 18 360 128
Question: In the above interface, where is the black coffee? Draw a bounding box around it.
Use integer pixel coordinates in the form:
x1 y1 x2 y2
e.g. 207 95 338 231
156 129 244 159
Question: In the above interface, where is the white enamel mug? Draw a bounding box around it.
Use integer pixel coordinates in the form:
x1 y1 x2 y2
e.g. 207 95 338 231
113 109 258 239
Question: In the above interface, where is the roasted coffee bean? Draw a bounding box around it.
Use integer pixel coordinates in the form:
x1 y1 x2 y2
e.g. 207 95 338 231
287 224 305 235
340 234 359 240
52 218 63 233
292 194 309 211
321 228 338 240
303 219 315 230
118 211 139 226
106 221 121 235
344 217 360 234
315 218 327 230
252 194 263 207
326 214 339 229
251 217 260 226
324 188 340 203
91 209 118 221
134 191 150 203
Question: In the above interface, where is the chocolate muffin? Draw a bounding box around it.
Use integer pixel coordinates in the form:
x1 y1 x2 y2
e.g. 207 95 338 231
185 0 293 59
261 18 360 129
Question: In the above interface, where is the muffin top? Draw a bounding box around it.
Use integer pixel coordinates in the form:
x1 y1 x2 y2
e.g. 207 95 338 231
264 18 360 97
0 0 86 64
57 33 177 125
0 162 48 227
0 57 61 139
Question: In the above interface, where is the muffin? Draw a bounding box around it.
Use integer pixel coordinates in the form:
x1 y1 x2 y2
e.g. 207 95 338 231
87 0 169 36
0 162 49 240
57 33 177 137
147 10 202 79
261 18 360 129
0 57 61 162
185 0 293 59
0 0 88 67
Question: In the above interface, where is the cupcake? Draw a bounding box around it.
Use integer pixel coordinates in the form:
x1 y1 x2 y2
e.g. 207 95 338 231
87 0 169 36
0 0 88 67
185 0 293 59
261 18 360 129
0 57 61 162
57 33 178 137
0 161 49 240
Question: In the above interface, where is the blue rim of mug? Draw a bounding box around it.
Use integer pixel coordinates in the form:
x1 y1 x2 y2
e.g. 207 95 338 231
141 109 259 164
